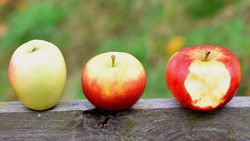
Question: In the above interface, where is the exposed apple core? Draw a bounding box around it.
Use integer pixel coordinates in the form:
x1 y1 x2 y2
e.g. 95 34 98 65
184 60 231 108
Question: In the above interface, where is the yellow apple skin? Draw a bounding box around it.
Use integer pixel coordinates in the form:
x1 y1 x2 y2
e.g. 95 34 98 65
8 40 67 110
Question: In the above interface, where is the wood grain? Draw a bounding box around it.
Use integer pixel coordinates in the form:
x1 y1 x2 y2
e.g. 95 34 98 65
0 97 250 141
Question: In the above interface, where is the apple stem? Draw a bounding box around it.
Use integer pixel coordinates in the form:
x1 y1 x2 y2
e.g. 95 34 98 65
111 55 116 67
32 47 38 52
204 51 211 61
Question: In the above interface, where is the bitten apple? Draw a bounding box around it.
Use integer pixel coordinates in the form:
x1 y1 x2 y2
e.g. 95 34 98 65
8 40 67 110
82 52 146 111
166 46 241 111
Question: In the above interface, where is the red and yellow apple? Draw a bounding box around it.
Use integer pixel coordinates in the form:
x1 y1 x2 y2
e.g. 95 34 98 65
166 46 241 111
8 40 67 110
82 52 146 111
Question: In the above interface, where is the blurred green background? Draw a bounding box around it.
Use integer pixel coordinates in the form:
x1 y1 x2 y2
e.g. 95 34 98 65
0 0 250 101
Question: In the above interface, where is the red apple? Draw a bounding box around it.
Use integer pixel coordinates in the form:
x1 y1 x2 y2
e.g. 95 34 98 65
166 46 241 111
82 52 146 111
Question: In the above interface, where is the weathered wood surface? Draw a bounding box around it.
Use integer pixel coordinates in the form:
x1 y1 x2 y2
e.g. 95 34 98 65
0 97 250 141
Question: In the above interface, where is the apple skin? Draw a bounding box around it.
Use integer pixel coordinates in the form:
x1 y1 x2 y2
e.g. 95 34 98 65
8 40 67 110
82 52 146 111
166 46 241 111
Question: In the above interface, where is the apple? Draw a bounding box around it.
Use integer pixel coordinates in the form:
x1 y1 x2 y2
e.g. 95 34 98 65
81 52 146 111
8 40 67 110
166 46 241 111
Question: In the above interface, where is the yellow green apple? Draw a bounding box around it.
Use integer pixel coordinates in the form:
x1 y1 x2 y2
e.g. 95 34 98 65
8 40 67 110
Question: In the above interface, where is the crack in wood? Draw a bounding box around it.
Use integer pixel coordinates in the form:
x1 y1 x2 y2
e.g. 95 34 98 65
83 108 118 128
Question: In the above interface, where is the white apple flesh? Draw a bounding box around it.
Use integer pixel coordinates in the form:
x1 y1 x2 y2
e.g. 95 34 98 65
8 40 67 110
184 59 231 108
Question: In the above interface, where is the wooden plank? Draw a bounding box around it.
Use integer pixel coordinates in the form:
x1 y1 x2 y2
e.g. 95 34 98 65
0 97 250 141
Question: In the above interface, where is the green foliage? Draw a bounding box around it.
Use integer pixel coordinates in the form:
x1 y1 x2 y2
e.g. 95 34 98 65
143 60 170 98
185 0 224 19
185 18 250 56
98 36 147 64
0 1 76 49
